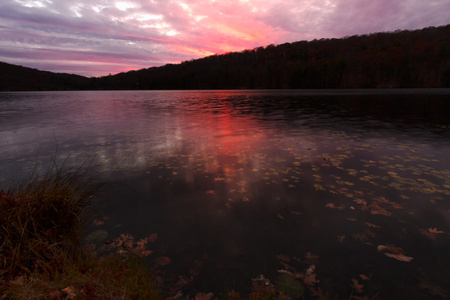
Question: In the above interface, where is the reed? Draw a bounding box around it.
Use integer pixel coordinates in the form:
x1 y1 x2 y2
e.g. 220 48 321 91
0 161 161 299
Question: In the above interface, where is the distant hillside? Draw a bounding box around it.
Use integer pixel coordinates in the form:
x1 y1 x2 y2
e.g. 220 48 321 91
0 62 90 91
2 24 450 91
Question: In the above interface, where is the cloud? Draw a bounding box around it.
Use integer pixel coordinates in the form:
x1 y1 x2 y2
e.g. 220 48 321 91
0 0 449 76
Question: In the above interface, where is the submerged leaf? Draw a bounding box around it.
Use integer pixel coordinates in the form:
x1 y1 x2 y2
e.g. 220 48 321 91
303 273 320 286
154 256 172 266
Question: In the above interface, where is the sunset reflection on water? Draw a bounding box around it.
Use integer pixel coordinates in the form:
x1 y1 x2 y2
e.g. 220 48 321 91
1 90 450 299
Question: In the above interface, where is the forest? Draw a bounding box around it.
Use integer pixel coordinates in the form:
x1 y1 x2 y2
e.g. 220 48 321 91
1 24 449 91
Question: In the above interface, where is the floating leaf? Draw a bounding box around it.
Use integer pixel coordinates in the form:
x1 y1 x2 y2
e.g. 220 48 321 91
305 264 315 276
92 218 105 226
304 252 319 262
351 278 364 294
384 253 413 262
303 273 320 286
419 227 445 239
359 274 370 281
427 227 445 234
276 213 284 220
365 222 381 229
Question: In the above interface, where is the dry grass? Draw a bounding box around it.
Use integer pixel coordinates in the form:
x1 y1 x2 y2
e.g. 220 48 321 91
0 161 161 299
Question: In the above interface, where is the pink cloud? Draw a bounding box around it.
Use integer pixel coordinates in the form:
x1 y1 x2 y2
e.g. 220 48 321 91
0 0 448 76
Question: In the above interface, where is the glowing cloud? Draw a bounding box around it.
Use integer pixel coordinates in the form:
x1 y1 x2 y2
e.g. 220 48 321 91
0 0 449 76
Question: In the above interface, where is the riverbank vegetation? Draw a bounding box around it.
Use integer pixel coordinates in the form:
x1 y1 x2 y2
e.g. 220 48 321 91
0 164 161 299
1 24 449 91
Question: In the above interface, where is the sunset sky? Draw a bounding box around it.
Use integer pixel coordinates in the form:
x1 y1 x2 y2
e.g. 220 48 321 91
1 0 449 77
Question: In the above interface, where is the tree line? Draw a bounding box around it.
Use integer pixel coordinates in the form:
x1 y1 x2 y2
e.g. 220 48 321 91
1 25 449 91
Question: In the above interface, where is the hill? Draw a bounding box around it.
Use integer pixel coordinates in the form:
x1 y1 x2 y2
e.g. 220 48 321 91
1 25 450 91
0 62 91 91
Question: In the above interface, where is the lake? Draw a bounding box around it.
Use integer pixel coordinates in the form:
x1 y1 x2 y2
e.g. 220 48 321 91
1 90 449 299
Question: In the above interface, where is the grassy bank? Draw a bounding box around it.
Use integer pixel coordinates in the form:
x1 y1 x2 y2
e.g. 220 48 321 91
0 163 161 299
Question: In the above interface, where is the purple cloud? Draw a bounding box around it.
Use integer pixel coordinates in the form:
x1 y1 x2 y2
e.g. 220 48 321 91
0 0 448 76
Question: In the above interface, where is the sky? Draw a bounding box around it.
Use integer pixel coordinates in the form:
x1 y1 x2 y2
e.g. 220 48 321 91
0 0 449 77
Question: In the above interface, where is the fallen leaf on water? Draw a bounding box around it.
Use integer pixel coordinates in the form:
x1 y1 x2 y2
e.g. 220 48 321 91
377 244 405 254
205 190 215 195
384 253 413 262
369 202 392 216
354 230 376 245
325 203 335 208
154 256 172 266
305 264 315 276
427 227 445 234
365 222 381 228
304 252 319 262
337 235 346 243
92 218 105 226
419 227 445 239
303 274 319 286
276 213 284 220
351 278 364 294
359 274 370 281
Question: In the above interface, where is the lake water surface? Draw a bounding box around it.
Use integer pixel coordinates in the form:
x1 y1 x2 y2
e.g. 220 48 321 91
1 90 450 299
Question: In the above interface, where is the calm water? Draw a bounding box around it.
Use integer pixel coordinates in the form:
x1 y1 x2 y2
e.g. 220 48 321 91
1 90 450 299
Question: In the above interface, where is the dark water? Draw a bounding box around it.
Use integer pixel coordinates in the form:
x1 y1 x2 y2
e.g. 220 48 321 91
1 90 450 299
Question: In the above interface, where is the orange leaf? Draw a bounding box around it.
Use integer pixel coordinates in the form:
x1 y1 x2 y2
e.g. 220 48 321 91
351 278 364 294
384 253 413 262
359 274 370 281
365 222 381 228
428 227 444 234
304 274 319 286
